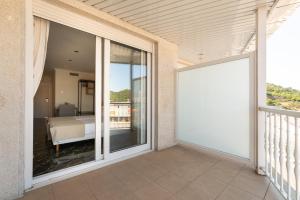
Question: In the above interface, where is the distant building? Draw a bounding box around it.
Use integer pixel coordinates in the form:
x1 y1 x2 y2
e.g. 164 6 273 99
110 102 131 128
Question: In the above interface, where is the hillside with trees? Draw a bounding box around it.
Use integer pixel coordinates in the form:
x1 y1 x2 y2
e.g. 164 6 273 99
267 83 300 111
110 89 130 102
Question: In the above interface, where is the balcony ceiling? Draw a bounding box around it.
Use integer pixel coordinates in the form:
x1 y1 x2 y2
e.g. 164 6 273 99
77 0 299 64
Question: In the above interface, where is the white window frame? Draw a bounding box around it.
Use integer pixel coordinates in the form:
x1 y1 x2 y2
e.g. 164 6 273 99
25 0 154 190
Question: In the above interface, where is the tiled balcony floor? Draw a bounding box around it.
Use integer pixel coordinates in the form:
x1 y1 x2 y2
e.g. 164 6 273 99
20 145 284 200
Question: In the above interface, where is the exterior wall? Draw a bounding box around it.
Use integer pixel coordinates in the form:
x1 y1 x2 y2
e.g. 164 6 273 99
156 41 178 150
0 1 178 199
0 0 26 199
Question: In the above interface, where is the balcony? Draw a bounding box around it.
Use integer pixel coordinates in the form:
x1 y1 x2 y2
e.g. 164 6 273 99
259 106 300 200
20 145 283 200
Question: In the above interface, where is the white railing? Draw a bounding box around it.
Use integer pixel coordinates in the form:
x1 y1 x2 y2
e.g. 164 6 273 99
259 106 300 200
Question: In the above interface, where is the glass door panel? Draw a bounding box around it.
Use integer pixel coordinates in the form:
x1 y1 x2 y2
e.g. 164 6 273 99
109 42 147 152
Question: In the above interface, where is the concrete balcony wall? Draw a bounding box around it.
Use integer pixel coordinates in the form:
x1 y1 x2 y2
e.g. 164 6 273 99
155 40 178 150
0 1 178 199
0 0 26 199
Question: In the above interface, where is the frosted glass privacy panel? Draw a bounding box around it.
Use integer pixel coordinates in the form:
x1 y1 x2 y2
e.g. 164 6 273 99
177 58 250 158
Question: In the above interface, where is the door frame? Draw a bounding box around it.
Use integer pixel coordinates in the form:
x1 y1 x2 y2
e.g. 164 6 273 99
25 0 154 190
102 39 152 161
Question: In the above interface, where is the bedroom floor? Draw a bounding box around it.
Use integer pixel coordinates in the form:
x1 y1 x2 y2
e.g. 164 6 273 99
33 118 139 177
21 145 283 200
33 118 95 177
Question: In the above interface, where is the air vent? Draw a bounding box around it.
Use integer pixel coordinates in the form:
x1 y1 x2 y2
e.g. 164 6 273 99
69 72 79 76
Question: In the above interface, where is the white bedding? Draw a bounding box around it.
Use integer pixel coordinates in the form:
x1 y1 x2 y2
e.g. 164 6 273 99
48 115 95 145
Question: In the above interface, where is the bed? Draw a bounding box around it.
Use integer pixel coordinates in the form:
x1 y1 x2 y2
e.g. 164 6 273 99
47 115 95 154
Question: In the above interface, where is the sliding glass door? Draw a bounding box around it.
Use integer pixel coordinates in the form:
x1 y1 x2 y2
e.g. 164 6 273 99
31 30 150 184
109 42 148 152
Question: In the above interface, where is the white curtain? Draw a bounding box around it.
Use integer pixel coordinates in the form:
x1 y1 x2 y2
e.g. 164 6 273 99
33 17 50 95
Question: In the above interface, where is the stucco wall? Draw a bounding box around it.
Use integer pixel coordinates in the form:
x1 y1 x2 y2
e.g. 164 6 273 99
156 41 178 150
0 1 25 199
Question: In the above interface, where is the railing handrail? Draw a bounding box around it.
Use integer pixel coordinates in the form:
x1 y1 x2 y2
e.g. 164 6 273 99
259 106 300 118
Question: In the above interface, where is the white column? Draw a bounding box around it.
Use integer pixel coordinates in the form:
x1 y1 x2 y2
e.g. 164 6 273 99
256 6 267 175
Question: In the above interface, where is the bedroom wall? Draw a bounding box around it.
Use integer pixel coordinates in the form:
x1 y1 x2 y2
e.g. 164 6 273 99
0 0 26 199
54 68 95 113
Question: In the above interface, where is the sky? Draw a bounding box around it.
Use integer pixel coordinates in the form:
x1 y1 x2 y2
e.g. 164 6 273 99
110 63 146 92
110 63 130 91
267 6 300 90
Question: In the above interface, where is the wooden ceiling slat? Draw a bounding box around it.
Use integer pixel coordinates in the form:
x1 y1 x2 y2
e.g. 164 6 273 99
142 10 255 33
95 0 140 12
133 0 273 28
110 0 183 16
157 20 256 39
77 0 277 63
83 0 106 6
125 0 238 23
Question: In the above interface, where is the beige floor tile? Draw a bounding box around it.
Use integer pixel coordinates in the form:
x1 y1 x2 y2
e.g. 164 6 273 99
109 161 139 180
264 183 285 200
151 158 179 172
217 186 262 200
171 160 213 181
174 182 217 200
52 177 96 200
135 182 173 200
129 156 169 182
112 167 153 191
213 159 245 171
20 145 275 200
155 172 190 194
82 171 124 198
231 167 269 198
95 185 140 200
204 166 240 183
185 148 222 163
189 174 228 199
19 186 54 200
174 173 227 200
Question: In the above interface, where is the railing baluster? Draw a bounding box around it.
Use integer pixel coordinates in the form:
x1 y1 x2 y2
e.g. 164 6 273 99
280 114 284 191
259 107 300 200
265 112 269 176
287 116 291 200
275 114 278 184
296 117 299 200
270 112 273 180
